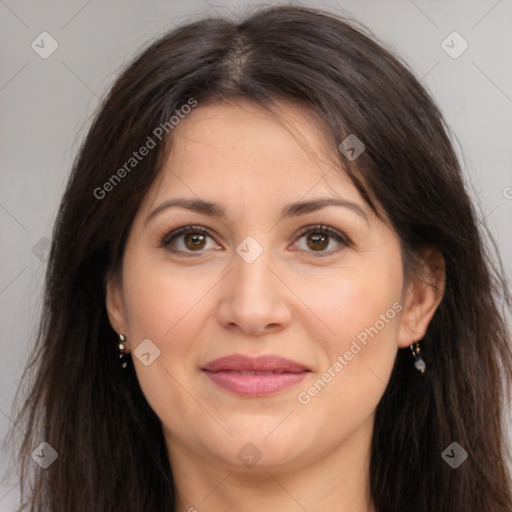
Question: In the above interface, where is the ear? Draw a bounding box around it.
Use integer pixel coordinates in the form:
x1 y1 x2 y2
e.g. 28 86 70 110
397 247 445 348
105 271 130 348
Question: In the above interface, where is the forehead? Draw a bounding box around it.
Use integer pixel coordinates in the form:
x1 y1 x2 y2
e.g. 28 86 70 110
140 100 365 216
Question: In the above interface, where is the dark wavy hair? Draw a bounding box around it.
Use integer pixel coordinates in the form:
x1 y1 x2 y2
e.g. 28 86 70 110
4 5 512 511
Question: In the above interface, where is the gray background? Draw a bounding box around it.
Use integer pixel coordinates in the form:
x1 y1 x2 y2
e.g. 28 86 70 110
1 0 511 509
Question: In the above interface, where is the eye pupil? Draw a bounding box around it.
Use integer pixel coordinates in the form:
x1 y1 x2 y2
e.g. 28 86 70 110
307 233 329 251
185 233 206 250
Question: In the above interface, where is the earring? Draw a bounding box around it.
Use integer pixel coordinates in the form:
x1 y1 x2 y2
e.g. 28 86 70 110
410 341 426 374
118 334 129 369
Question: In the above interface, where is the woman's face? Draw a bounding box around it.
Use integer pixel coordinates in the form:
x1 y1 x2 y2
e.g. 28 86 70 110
107 100 438 473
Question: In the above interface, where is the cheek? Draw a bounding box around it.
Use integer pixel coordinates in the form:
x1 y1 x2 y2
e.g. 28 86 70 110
123 254 213 345
293 260 403 404
295 262 403 347
121 258 211 424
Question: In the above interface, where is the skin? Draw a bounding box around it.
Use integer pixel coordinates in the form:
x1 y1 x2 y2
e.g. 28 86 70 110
106 100 444 512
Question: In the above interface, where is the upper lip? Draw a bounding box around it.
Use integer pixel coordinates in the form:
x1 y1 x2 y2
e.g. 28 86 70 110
201 354 310 373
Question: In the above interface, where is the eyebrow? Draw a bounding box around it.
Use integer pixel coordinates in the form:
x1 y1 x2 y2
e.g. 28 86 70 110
144 197 369 226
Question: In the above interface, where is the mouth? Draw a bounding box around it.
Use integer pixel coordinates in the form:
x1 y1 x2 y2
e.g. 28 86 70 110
209 369 301 375
201 353 311 397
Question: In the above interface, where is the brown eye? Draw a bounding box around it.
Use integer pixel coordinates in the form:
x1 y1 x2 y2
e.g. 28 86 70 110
306 232 329 251
293 224 350 256
162 225 219 255
184 232 207 250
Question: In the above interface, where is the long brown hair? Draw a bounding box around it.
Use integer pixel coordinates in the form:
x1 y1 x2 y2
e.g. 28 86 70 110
4 5 512 511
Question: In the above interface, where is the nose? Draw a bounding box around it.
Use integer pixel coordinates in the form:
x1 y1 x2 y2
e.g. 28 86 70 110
215 239 292 337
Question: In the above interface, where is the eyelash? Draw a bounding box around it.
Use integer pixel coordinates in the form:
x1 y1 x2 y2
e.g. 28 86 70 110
160 224 351 258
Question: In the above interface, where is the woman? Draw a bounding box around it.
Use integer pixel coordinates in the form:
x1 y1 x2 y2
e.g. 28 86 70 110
6 5 512 511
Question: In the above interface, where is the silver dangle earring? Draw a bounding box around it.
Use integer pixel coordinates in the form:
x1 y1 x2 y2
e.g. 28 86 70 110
410 341 426 374
118 334 129 369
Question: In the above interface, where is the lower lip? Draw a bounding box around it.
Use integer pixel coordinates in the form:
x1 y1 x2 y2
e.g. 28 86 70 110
203 370 309 397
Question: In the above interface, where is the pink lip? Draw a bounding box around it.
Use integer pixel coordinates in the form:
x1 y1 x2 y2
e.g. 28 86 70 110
201 354 310 397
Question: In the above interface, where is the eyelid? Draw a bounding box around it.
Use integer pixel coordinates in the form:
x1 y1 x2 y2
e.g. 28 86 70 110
293 224 351 245
161 224 215 246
